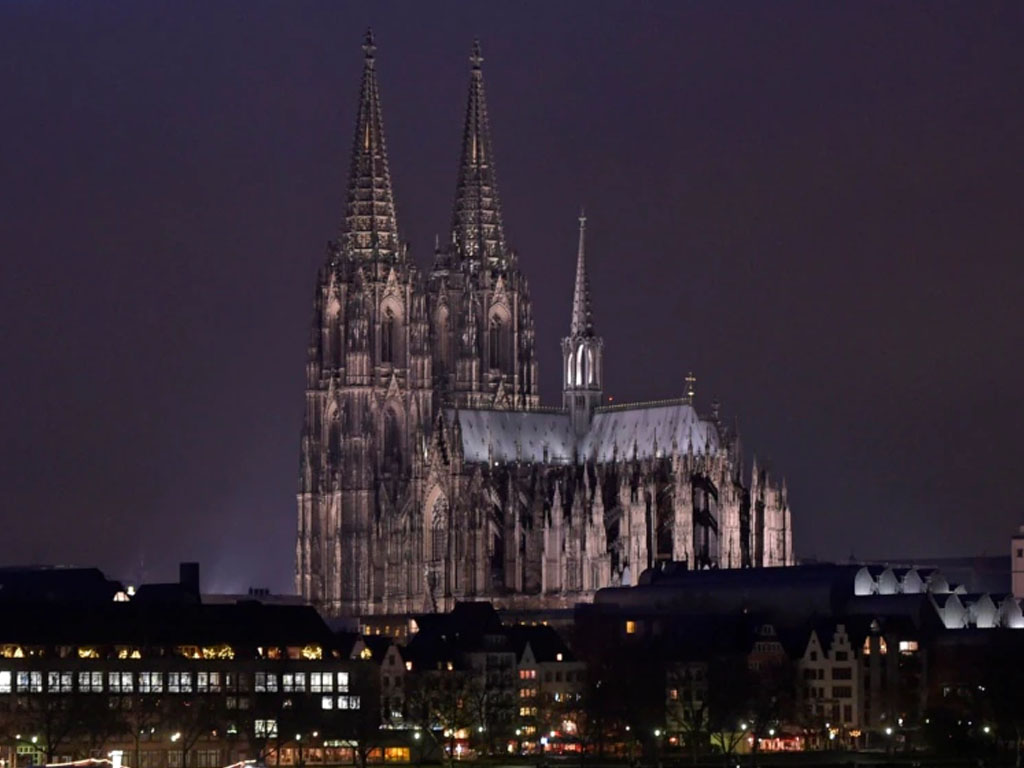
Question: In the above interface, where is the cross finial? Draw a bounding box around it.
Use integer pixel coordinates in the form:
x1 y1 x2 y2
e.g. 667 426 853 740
363 28 377 61
470 39 483 70
685 372 697 405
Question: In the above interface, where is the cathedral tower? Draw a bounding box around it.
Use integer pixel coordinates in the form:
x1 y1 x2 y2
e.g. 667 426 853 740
296 32 433 615
427 42 539 411
562 213 603 436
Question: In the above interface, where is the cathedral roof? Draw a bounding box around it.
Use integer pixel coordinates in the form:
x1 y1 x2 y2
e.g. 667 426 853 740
446 400 719 465
448 408 575 464
340 30 401 261
582 402 719 461
450 41 506 263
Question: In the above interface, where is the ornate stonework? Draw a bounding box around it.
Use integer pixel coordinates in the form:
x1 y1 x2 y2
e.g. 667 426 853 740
296 35 794 618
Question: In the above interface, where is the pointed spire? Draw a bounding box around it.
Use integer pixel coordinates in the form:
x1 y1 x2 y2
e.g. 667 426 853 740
451 40 506 262
340 29 401 260
570 209 595 337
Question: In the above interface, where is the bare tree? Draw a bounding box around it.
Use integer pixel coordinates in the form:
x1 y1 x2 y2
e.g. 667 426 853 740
404 670 479 767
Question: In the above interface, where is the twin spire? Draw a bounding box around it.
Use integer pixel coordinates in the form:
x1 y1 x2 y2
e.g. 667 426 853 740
339 33 507 265
340 29 400 260
450 40 507 262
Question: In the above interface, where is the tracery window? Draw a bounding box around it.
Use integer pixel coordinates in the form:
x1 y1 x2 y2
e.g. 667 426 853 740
431 498 449 561
489 317 502 369
436 307 450 373
381 310 395 364
383 409 401 466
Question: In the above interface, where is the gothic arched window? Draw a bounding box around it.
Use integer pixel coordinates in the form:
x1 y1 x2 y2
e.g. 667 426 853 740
489 317 502 370
381 310 394 364
575 342 585 388
383 409 401 466
430 498 449 561
436 307 450 374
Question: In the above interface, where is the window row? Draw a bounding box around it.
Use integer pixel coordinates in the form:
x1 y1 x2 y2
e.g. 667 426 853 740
254 672 348 693
0 670 350 695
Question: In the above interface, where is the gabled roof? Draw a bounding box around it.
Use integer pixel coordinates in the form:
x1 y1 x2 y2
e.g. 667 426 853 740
508 625 575 664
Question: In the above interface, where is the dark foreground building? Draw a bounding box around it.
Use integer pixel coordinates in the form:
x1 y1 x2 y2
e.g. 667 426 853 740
0 570 375 768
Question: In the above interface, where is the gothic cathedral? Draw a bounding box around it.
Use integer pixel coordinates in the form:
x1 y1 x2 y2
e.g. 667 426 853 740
296 34 794 617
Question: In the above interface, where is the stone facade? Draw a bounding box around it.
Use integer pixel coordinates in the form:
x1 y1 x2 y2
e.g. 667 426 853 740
295 35 794 618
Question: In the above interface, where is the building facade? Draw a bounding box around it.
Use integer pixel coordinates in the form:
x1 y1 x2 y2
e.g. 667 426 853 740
295 34 795 618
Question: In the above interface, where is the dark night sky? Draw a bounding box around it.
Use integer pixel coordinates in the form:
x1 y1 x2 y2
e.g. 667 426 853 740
2 2 1023 593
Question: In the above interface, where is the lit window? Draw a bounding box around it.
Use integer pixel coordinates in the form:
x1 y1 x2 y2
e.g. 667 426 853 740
337 672 349 692
899 640 918 654
139 672 163 693
0 671 10 694
48 672 73 693
168 672 192 694
78 671 103 692
625 621 637 635
255 672 278 693
254 719 278 738
311 672 333 693
321 696 334 710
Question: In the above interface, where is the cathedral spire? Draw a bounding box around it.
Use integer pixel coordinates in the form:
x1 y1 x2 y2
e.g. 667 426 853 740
451 40 506 262
340 29 401 261
570 210 595 338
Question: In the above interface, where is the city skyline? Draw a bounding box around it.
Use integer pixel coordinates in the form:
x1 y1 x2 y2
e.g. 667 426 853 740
2 2 1022 593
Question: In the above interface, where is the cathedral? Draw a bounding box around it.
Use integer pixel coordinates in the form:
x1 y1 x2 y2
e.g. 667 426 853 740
295 34 794 618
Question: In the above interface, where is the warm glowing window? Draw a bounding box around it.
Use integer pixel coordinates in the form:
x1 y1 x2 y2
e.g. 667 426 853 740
77 647 100 659
899 640 918 654
625 620 637 635
202 644 235 660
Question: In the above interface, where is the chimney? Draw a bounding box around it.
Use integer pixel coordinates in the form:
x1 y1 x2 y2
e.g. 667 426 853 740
179 562 200 595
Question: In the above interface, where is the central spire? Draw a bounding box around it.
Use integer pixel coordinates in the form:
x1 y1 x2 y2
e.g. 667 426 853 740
570 211 595 338
451 40 506 262
340 29 400 260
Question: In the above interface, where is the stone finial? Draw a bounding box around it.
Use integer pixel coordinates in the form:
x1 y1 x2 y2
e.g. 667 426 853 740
684 371 696 405
363 28 376 61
